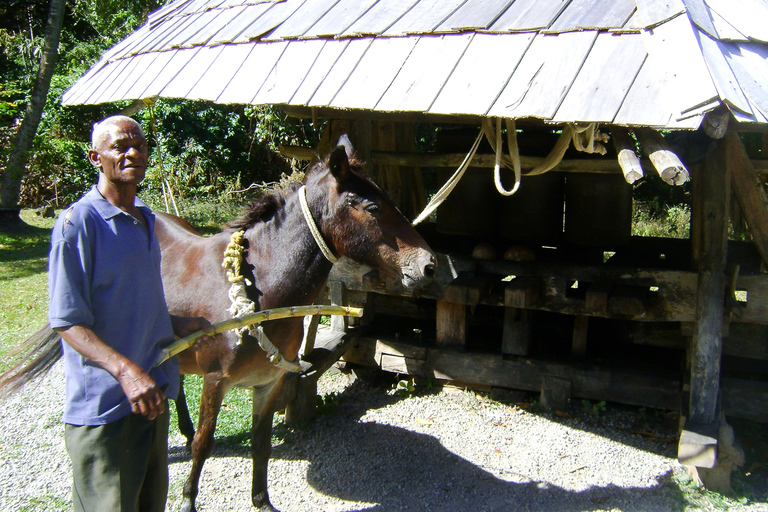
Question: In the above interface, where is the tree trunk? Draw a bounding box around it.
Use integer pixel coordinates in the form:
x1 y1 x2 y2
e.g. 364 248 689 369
0 0 66 224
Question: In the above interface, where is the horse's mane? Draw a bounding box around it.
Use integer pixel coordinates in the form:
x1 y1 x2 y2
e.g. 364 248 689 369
226 181 302 231
225 153 371 231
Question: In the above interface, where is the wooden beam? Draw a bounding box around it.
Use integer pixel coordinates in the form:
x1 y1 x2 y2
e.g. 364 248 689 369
280 144 768 177
689 136 730 424
727 130 768 267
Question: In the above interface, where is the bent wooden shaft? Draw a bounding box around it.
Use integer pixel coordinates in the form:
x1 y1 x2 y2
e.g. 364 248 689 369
155 305 363 366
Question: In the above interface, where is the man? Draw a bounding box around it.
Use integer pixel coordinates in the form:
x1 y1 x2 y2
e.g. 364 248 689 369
48 115 210 512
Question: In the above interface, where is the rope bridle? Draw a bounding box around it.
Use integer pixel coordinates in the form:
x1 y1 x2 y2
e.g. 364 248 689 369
298 185 338 264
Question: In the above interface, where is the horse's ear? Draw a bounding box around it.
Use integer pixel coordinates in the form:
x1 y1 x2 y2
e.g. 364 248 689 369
329 144 350 182
336 134 355 160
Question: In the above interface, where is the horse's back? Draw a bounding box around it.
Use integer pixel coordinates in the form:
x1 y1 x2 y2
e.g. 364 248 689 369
154 211 202 242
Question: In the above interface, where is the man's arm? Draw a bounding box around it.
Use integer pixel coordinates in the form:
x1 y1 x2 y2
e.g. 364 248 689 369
55 324 166 420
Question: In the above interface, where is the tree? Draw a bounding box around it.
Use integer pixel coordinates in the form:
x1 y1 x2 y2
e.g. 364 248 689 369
0 0 65 224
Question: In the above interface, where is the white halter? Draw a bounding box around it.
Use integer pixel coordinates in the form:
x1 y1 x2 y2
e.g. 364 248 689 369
298 186 338 264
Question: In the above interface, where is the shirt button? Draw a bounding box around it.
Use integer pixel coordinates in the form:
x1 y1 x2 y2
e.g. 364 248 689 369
134 220 138 225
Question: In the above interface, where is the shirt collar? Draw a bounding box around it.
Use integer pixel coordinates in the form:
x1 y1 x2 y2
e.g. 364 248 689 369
86 185 152 220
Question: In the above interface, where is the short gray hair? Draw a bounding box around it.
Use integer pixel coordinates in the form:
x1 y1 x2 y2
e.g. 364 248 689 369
91 115 143 149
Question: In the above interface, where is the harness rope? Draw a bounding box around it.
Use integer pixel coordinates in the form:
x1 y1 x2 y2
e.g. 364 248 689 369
299 186 338 264
222 230 303 372
412 119 609 225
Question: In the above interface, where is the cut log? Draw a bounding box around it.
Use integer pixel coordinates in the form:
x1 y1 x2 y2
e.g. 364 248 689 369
634 128 690 185
610 126 644 184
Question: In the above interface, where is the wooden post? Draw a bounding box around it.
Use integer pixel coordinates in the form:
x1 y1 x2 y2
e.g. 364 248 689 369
689 136 730 424
572 315 589 357
436 300 466 348
329 281 347 332
727 130 768 267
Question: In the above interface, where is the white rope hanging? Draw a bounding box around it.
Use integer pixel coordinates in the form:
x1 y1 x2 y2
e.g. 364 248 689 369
411 119 610 224
412 128 484 226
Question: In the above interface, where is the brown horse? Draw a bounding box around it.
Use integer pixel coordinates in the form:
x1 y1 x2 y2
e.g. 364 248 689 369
0 140 436 512
156 140 435 512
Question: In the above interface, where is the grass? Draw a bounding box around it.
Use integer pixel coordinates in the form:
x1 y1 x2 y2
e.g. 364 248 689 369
0 209 57 370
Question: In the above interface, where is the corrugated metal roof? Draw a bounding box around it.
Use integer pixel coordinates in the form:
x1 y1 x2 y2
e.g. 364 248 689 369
61 0 768 129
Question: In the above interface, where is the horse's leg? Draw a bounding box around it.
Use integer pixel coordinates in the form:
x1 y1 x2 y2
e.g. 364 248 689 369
176 375 196 449
251 378 284 512
180 374 227 512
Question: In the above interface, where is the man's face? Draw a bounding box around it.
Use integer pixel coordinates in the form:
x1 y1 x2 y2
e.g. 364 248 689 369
89 120 149 186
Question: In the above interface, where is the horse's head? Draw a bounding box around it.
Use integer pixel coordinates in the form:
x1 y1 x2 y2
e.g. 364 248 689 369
305 137 436 291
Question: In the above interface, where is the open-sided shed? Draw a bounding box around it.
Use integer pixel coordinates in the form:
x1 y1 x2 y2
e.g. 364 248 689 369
62 0 768 484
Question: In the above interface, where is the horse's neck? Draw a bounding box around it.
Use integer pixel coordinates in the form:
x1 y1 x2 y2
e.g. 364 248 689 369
248 196 333 306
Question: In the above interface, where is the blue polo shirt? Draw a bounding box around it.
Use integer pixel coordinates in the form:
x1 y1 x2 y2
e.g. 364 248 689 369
48 186 179 426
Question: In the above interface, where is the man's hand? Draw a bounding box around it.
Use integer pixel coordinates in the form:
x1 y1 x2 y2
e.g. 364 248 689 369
117 362 166 420
56 324 166 420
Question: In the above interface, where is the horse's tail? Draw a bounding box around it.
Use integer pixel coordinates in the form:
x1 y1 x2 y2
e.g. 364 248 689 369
0 324 62 399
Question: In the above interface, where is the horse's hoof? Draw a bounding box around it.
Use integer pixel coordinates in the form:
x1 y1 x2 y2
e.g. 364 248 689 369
253 494 278 512
179 498 197 512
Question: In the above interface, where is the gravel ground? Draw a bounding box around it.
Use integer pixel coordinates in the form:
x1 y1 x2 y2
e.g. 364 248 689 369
1 362 766 512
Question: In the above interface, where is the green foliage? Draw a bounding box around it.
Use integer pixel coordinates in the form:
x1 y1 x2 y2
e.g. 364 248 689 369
633 203 691 238
581 399 607 417
394 377 416 398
